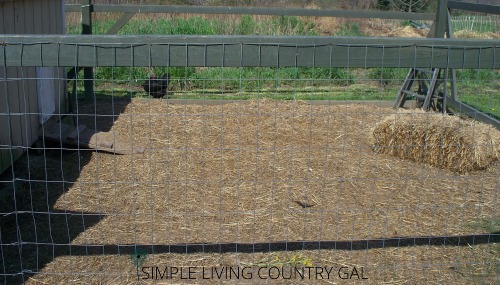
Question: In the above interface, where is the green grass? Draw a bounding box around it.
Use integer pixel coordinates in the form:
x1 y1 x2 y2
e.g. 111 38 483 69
455 69 500 119
67 16 499 115
450 15 498 33
76 66 356 92
367 68 407 85
334 23 366 37
74 83 396 102
66 15 319 36
67 17 228 35
466 217 500 234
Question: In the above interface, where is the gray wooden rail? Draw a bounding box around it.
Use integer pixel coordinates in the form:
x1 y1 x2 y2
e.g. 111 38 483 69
81 0 93 101
448 0 500 15
447 99 500 129
1 35 498 68
64 4 435 21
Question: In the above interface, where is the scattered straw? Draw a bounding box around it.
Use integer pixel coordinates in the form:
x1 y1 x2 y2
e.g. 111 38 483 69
453 30 500 39
3 99 498 285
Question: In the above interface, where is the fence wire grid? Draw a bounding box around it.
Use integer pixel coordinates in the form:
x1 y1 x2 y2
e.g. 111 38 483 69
0 39 499 285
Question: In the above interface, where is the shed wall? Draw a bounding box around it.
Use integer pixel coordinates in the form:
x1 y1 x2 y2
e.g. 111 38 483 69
0 0 66 174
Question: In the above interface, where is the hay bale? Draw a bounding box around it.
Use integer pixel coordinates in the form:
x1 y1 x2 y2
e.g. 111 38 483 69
371 110 500 174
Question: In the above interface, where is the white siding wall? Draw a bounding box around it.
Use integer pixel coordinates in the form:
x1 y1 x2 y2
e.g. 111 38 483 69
0 0 66 174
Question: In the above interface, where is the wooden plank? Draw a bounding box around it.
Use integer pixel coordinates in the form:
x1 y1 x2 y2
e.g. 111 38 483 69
447 98 500 130
82 0 94 101
5 69 23 149
24 1 39 145
70 4 435 20
0 35 498 69
81 0 92 35
33 0 43 34
43 123 145 154
64 4 79 12
3 2 23 151
0 1 8 173
55 0 63 34
0 1 4 33
52 0 67 119
106 12 136 35
31 0 45 144
393 68 415 109
421 68 440 110
446 10 457 101
48 0 56 34
14 0 30 149
2 35 497 48
0 67 9 174
448 1 500 15
432 0 447 38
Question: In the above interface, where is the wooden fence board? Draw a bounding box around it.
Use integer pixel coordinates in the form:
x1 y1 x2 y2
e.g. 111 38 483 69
1 36 498 69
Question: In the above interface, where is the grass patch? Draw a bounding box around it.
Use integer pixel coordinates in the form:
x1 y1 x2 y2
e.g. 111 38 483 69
456 69 500 119
450 15 498 33
74 66 356 92
467 217 500 234
66 15 319 36
367 68 407 86
73 84 396 102
335 23 366 37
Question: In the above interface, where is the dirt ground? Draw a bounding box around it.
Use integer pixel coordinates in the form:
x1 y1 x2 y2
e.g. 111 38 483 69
2 99 497 284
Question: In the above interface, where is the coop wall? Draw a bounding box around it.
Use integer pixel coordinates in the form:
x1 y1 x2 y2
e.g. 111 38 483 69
0 0 66 174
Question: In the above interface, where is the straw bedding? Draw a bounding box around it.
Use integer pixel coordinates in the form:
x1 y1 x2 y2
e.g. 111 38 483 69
2 99 497 284
371 109 500 174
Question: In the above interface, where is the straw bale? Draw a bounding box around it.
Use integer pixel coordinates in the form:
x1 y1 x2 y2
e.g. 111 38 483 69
371 109 500 174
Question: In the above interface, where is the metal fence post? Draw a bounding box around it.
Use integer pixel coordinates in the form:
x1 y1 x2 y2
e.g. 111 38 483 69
82 0 94 102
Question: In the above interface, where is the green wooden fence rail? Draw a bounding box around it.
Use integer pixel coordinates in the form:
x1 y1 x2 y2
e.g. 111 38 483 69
1 35 498 69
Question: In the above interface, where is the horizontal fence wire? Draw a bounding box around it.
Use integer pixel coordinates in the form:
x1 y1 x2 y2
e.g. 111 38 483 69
0 34 499 285
451 14 500 33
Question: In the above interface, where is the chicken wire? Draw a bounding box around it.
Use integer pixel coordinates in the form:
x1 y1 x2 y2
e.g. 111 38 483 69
450 13 499 34
0 39 499 285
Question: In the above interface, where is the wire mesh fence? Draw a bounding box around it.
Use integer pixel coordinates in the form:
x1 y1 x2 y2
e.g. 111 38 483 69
0 37 499 284
451 14 500 33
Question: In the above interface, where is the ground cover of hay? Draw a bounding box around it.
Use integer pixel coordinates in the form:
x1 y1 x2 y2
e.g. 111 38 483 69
4 99 498 284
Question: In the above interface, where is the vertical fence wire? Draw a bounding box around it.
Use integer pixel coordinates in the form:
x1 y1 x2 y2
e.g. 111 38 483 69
0 40 498 284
